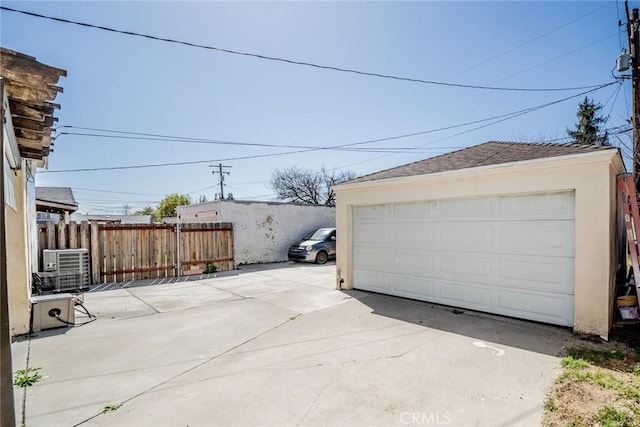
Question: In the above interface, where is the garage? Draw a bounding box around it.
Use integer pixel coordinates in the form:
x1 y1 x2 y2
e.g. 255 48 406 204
334 141 625 338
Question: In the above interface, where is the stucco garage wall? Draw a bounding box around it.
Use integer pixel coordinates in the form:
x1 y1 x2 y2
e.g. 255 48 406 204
178 201 335 264
335 151 625 339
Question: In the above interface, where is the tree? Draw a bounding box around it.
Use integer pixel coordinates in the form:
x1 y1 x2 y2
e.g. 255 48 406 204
134 206 155 216
270 167 356 207
567 96 609 145
155 193 191 221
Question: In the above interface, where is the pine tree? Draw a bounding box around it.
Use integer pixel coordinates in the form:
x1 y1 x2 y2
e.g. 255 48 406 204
567 97 609 145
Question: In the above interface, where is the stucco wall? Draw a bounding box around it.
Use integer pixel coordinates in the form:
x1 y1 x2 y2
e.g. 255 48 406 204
334 151 625 339
178 201 335 264
6 161 30 336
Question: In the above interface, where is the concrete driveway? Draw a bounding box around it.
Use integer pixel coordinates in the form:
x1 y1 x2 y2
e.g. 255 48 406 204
12 262 577 426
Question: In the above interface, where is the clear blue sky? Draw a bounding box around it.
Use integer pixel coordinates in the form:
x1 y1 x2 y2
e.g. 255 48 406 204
0 1 633 213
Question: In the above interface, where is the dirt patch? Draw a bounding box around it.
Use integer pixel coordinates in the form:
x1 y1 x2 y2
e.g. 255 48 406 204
543 347 640 427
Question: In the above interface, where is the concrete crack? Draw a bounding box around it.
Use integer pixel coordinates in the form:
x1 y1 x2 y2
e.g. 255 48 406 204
72 314 298 426
123 288 161 314
297 365 343 426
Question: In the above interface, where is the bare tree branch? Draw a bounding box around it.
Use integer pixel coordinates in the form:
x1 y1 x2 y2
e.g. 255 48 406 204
270 167 356 207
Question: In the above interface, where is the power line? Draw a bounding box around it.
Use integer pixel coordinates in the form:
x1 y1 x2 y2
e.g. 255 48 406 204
492 32 618 85
52 81 618 158
335 85 627 171
39 81 619 174
0 5 610 93
70 187 164 196
54 129 466 152
455 2 613 77
617 0 625 50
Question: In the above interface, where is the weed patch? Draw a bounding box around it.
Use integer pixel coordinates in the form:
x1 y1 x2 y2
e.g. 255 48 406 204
13 367 43 388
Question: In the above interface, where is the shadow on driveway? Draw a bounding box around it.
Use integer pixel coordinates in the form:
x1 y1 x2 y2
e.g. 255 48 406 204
343 288 576 358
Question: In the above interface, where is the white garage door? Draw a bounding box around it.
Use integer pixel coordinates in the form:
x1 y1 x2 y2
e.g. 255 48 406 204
352 191 575 326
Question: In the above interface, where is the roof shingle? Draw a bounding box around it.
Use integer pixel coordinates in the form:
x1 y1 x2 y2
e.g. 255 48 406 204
348 141 618 184
36 187 77 207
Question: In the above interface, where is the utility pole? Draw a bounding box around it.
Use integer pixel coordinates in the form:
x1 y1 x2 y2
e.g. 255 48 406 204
209 163 231 200
627 2 640 192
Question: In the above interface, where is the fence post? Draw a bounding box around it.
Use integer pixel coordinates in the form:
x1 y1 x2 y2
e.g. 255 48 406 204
80 221 90 249
90 221 100 284
175 219 181 277
57 222 67 249
46 221 55 249
68 221 78 248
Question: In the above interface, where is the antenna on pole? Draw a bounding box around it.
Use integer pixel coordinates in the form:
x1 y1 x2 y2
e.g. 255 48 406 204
209 163 232 200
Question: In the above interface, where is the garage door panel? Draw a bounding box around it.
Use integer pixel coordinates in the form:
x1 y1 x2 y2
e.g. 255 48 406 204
392 250 435 276
438 281 492 311
354 270 390 293
437 223 493 252
437 197 493 218
352 191 575 327
392 202 433 219
354 247 390 271
497 257 574 294
439 254 492 282
496 289 574 326
354 205 390 219
392 223 435 249
353 224 389 246
391 276 435 299
497 221 574 256
497 192 574 219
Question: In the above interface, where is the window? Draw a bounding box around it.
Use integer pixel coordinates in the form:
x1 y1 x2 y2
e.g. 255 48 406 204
4 156 16 210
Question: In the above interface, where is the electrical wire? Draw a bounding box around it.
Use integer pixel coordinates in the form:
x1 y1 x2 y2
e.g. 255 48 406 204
70 187 164 197
616 0 624 50
605 83 623 119
0 5 610 93
54 131 468 153
336 85 627 171
491 32 618 85
51 302 97 326
40 81 620 174
455 2 613 77
55 125 468 152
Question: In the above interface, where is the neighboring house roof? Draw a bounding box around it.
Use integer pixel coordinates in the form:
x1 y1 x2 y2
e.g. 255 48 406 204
36 186 78 213
348 141 619 184
69 213 153 224
179 199 336 208
1 47 66 160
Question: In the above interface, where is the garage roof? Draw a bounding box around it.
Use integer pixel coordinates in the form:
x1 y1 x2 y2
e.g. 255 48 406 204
348 141 619 184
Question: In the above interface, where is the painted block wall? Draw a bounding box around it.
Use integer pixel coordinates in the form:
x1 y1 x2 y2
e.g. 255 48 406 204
178 200 335 264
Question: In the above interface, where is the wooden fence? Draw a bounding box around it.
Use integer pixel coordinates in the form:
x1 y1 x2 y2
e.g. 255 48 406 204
38 222 234 284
